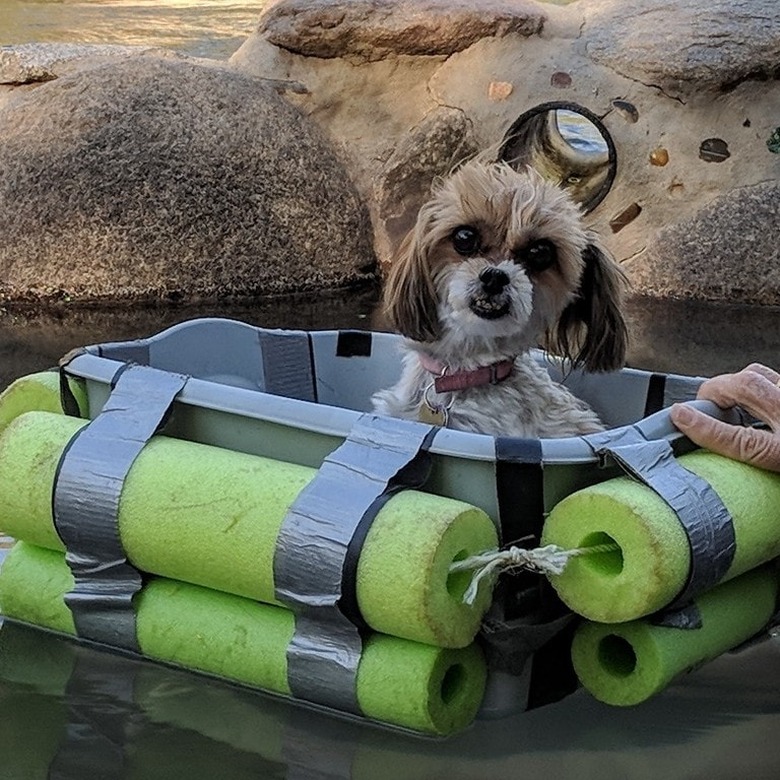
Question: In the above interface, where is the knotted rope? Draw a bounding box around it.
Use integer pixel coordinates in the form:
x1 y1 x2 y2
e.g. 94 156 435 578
451 542 620 605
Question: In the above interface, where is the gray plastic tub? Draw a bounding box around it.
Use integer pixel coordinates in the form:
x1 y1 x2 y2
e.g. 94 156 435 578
63 316 730 524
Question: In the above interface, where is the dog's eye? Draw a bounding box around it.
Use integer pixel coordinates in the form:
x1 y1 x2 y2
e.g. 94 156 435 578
517 239 557 272
451 226 481 256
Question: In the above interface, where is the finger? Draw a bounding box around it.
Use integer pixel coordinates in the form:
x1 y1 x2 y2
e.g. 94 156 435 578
742 363 780 385
695 370 780 429
670 404 780 472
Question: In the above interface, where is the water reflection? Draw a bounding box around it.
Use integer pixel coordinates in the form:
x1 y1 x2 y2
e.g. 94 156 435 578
625 296 780 377
2 293 779 392
0 287 381 390
1 619 779 780
0 0 264 60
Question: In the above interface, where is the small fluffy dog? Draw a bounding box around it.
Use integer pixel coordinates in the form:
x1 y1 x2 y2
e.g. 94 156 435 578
371 160 627 438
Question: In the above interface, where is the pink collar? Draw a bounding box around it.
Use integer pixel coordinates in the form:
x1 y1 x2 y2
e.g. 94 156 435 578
418 353 515 393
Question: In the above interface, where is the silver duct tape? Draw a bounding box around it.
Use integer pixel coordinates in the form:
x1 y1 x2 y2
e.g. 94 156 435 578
274 414 438 713
53 365 188 651
586 427 736 610
650 602 703 630
258 330 316 402
285 610 364 715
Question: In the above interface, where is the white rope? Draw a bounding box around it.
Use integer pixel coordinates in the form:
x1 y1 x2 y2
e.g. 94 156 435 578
450 543 618 605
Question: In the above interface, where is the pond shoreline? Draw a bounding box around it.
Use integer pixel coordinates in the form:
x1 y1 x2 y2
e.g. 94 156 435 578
3 292 780 392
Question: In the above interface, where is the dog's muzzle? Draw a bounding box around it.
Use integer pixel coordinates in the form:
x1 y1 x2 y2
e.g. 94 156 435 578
469 266 511 320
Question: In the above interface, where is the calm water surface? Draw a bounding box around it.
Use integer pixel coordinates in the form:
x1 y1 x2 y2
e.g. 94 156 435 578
1 1 780 778
0 0 265 59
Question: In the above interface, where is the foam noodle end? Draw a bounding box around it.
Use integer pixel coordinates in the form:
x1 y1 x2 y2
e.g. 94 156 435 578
541 479 690 622
358 491 499 648
0 372 87 435
571 565 778 706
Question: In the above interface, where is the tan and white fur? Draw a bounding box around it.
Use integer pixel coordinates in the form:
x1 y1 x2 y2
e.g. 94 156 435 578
372 160 628 438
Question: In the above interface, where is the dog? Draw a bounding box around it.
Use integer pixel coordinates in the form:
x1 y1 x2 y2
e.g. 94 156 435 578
371 160 628 438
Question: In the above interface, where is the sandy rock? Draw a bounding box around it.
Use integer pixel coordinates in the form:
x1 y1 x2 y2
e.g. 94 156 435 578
374 107 479 261
628 182 780 305
231 0 780 305
0 42 173 84
258 0 546 62
585 0 780 94
0 55 376 305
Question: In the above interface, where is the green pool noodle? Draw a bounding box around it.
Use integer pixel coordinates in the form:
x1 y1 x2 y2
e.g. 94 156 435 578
0 624 457 775
0 411 497 648
0 371 87 435
0 542 488 736
571 565 778 706
541 449 780 622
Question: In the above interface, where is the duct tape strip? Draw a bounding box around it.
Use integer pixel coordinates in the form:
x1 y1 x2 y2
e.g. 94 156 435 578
53 364 188 651
59 349 90 418
258 330 317 402
663 375 705 407
274 414 438 714
585 427 736 616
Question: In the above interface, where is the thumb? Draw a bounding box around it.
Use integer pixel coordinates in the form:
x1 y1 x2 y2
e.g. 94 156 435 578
669 403 737 453
671 403 780 471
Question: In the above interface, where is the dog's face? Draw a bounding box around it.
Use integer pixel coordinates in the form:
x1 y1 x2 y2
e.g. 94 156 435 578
383 161 627 372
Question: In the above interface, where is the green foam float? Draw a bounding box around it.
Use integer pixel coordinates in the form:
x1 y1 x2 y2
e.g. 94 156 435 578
0 543 487 736
571 564 778 706
0 411 497 649
0 370 87 435
541 449 780 623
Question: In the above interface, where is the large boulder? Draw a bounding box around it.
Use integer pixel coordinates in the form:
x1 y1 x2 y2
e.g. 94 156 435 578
232 0 780 305
0 55 376 304
630 182 780 305
586 0 780 94
258 0 545 61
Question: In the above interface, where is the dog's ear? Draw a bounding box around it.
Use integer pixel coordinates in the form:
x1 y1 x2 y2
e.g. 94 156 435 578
545 242 629 372
382 228 442 343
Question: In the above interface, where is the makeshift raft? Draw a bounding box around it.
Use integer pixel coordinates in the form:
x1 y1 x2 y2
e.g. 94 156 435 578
0 317 778 735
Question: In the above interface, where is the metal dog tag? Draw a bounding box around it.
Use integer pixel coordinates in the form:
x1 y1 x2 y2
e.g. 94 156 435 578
418 403 448 427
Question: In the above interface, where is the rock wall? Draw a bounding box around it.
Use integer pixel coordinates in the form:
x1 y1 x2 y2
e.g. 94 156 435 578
0 51 377 304
231 0 780 305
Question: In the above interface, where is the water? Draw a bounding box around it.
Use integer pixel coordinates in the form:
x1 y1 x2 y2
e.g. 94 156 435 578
1 293 780 780
557 109 609 155
0 0 265 60
1 616 780 780
1 1 780 777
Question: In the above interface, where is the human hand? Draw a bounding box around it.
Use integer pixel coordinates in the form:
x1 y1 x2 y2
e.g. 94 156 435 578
669 363 780 472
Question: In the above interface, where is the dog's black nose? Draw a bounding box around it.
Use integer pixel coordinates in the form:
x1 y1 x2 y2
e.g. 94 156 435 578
479 266 510 296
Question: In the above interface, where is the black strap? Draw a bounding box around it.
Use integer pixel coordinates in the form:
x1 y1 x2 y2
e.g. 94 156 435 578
494 437 544 546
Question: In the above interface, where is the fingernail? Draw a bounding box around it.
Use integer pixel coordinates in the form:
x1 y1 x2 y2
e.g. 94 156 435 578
671 404 692 426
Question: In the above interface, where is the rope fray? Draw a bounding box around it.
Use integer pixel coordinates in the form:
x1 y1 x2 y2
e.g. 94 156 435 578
451 542 619 605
